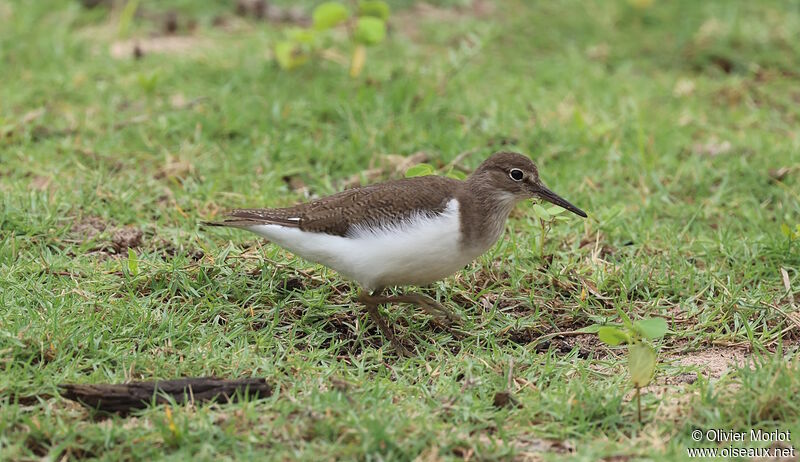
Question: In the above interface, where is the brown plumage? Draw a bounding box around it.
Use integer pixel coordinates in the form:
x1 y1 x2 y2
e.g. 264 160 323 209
207 151 585 241
209 175 461 237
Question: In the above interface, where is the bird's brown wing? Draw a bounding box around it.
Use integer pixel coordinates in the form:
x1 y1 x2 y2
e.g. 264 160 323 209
209 176 461 237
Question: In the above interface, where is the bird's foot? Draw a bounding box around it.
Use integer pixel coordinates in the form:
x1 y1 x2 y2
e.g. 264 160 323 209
362 291 463 338
384 293 462 327
358 292 413 357
357 290 465 354
416 295 462 326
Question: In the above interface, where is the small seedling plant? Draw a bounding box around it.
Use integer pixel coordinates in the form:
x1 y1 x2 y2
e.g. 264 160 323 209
530 204 571 257
275 1 390 77
595 311 668 423
781 223 800 241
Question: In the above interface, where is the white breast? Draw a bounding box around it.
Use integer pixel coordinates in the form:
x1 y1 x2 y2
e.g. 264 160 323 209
245 199 486 290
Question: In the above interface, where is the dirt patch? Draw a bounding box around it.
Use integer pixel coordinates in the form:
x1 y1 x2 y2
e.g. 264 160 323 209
153 155 195 181
27 175 51 191
393 0 496 40
235 0 309 25
452 433 574 461
670 346 751 379
154 239 204 262
111 226 143 252
71 216 109 240
110 36 211 59
281 174 309 196
69 216 144 257
522 333 606 359
769 165 800 181
692 137 733 157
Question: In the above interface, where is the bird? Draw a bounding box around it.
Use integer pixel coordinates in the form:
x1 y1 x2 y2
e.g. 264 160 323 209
206 151 587 355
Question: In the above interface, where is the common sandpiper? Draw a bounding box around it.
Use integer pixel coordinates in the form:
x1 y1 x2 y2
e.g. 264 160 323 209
207 151 587 355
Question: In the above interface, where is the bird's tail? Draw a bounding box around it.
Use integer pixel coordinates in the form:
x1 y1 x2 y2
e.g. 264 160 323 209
200 219 255 228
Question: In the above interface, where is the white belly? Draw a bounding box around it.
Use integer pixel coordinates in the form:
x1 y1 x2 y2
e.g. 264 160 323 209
246 199 485 290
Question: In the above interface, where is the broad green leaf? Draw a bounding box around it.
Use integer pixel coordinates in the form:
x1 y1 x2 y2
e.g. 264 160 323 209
597 326 629 346
127 248 139 276
354 17 386 45
635 317 667 339
405 163 435 178
312 2 349 30
547 206 566 215
531 204 551 220
577 324 602 334
274 41 308 70
628 343 657 387
287 27 317 44
358 0 390 20
445 169 467 180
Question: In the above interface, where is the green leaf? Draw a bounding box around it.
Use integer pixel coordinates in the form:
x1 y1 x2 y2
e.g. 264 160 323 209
628 343 657 387
354 17 386 45
781 223 799 240
312 2 349 30
136 72 160 94
547 206 566 215
287 27 317 44
635 317 667 340
127 248 139 276
577 324 602 334
445 169 467 180
274 41 308 70
358 0 390 20
531 204 551 220
616 307 635 330
597 326 629 346
405 163 435 178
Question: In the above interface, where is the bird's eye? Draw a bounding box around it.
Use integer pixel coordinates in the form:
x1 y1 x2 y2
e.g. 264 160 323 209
509 168 524 181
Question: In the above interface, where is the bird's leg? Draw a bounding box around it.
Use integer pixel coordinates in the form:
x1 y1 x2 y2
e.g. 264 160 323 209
365 293 461 326
358 289 411 357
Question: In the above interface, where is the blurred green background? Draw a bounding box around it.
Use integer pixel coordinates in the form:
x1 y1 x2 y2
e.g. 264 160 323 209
1 0 799 460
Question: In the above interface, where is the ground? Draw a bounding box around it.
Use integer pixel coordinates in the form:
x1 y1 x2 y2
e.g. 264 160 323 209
1 0 799 460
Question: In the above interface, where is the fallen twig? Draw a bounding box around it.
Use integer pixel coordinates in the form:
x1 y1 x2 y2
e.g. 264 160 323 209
60 377 272 414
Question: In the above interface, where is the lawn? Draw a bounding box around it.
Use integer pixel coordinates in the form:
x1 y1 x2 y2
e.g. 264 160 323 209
1 0 799 460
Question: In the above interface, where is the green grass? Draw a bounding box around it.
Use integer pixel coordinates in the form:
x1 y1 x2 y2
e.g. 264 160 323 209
2 0 800 460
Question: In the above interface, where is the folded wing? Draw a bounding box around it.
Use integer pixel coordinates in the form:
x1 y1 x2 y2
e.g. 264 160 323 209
209 175 461 237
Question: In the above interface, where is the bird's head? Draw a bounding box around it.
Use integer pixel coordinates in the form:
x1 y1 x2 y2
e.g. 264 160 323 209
471 151 587 217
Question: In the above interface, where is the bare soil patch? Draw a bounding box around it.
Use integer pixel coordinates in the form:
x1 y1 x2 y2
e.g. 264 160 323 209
69 216 143 257
110 36 212 59
670 346 752 379
393 0 496 40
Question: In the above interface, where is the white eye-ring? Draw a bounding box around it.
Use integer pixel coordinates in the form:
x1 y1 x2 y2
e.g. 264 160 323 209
509 168 524 181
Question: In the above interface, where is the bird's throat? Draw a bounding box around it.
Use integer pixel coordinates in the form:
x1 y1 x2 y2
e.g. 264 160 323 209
456 180 520 252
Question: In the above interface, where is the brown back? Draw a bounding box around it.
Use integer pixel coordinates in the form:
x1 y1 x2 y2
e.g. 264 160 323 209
218 175 462 237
